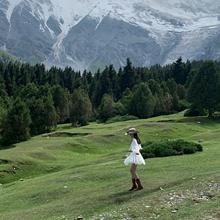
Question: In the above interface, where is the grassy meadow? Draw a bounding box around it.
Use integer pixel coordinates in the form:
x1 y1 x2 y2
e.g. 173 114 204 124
0 112 220 220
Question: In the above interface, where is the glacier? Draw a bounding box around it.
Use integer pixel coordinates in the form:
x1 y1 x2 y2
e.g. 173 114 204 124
1 0 220 70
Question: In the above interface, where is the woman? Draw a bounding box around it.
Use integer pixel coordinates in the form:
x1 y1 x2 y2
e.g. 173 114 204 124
124 128 145 191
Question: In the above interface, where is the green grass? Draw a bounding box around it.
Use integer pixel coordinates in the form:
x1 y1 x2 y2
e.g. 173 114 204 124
0 112 220 220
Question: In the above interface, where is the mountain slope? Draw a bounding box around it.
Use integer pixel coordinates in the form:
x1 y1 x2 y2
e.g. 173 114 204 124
1 0 220 70
0 49 18 63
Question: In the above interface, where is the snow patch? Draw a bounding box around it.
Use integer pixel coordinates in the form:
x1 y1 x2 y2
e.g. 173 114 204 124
6 0 220 35
39 23 45 32
52 30 68 61
6 0 23 22
4 0 220 70
51 0 98 33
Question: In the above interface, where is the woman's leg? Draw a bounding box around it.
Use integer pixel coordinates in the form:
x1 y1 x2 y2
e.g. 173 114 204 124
130 164 135 178
130 164 143 191
129 164 138 191
134 165 143 190
134 164 138 179
130 164 139 179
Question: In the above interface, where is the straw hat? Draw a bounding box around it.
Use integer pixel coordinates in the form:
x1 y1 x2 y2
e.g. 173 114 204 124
125 128 139 135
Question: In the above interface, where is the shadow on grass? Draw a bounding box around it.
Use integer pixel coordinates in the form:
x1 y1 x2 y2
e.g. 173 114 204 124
0 144 16 151
0 159 11 164
105 177 193 205
108 187 161 204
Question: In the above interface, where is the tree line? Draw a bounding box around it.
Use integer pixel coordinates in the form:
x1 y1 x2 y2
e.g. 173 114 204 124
0 57 220 145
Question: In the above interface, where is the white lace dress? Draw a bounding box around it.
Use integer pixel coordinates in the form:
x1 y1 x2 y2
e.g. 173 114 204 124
124 138 146 165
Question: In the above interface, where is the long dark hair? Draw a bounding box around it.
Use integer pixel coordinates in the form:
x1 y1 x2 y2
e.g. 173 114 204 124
134 133 141 144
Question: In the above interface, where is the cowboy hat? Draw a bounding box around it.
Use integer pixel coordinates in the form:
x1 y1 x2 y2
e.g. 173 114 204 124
125 128 139 135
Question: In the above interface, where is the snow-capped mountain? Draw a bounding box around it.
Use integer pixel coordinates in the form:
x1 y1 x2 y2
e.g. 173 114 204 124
1 0 220 70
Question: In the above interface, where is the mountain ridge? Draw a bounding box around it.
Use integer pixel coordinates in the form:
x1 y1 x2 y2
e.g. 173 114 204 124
1 0 220 70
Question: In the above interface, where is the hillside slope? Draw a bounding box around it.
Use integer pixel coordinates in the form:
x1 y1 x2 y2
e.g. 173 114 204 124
0 112 220 220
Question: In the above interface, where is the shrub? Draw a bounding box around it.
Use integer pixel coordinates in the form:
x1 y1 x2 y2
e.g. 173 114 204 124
179 99 191 111
195 143 203 152
142 139 203 159
183 145 197 154
184 108 206 117
213 112 220 119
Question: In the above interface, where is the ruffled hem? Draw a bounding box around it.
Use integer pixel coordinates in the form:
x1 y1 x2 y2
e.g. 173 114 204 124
124 153 145 166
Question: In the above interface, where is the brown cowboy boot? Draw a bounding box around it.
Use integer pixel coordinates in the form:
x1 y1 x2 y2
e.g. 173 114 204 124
135 178 143 190
129 178 138 191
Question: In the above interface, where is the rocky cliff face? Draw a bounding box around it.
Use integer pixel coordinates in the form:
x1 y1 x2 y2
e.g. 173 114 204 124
1 0 220 70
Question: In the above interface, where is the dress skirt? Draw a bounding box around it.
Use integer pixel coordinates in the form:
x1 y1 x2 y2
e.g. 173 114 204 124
124 152 146 165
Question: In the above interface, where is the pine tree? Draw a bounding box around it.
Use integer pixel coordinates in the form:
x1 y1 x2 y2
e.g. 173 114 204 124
119 58 136 92
98 94 116 122
172 92 180 112
52 86 70 123
29 99 45 135
163 93 174 114
43 96 58 131
120 88 133 114
154 95 166 116
29 97 58 135
92 65 117 107
70 89 92 126
0 98 7 129
177 84 186 100
129 83 156 118
108 64 119 99
0 75 9 107
2 98 31 145
172 57 187 84
18 83 39 106
188 61 220 118
167 78 178 95
166 79 180 111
